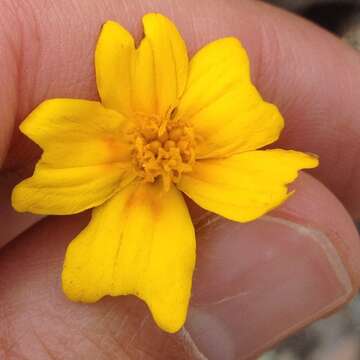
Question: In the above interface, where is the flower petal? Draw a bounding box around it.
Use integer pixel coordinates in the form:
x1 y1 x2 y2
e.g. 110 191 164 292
19 98 131 166
178 149 319 222
12 99 134 214
132 13 188 116
95 21 135 116
62 181 196 333
176 38 284 159
12 163 133 215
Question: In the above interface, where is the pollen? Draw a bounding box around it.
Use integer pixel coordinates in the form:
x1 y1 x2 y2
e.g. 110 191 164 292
129 112 196 190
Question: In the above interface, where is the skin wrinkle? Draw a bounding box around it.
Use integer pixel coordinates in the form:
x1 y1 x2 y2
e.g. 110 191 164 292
63 276 193 359
0 310 33 360
79 302 135 359
1 345 30 360
178 328 208 360
0 4 19 167
41 312 116 359
50 300 185 358
102 303 187 359
1 0 43 171
12 0 43 123
89 301 124 330
116 322 172 359
0 315 18 357
0 2 21 63
107 307 158 360
193 212 221 230
254 15 287 107
31 322 61 360
125 315 149 354
101 324 132 360
195 292 251 307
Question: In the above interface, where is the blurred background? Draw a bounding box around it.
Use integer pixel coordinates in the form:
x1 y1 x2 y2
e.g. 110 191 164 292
260 1 360 359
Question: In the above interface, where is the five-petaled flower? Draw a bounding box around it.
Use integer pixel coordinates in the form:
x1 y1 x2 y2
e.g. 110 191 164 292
12 13 318 333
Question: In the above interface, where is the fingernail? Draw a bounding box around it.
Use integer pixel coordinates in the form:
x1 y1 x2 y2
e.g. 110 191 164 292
186 215 353 360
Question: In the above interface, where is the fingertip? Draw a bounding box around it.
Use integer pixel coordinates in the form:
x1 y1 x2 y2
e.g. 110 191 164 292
186 172 359 359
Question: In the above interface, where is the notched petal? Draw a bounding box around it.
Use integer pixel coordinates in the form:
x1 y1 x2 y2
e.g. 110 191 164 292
177 37 284 158
179 150 319 222
131 13 189 116
95 21 135 116
12 99 133 215
62 181 196 333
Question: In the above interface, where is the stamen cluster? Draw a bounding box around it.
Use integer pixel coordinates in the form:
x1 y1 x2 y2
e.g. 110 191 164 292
129 113 196 190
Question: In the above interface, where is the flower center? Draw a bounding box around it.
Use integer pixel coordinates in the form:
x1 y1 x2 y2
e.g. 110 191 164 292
129 112 196 190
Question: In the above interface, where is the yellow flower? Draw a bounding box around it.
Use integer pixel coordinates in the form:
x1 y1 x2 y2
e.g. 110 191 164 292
12 13 318 333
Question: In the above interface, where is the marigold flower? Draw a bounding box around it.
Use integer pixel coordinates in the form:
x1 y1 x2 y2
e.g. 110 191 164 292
12 13 318 333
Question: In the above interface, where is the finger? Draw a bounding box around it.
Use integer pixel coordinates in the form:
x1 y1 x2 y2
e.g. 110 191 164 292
189 172 360 359
0 0 359 213
0 173 358 359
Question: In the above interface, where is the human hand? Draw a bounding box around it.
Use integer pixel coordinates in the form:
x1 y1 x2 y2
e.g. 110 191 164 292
0 0 360 359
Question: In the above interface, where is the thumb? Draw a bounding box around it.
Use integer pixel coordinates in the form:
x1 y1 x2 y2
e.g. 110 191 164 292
186 173 360 359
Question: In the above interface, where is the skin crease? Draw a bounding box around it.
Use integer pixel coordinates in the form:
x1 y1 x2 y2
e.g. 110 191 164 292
0 0 359 359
